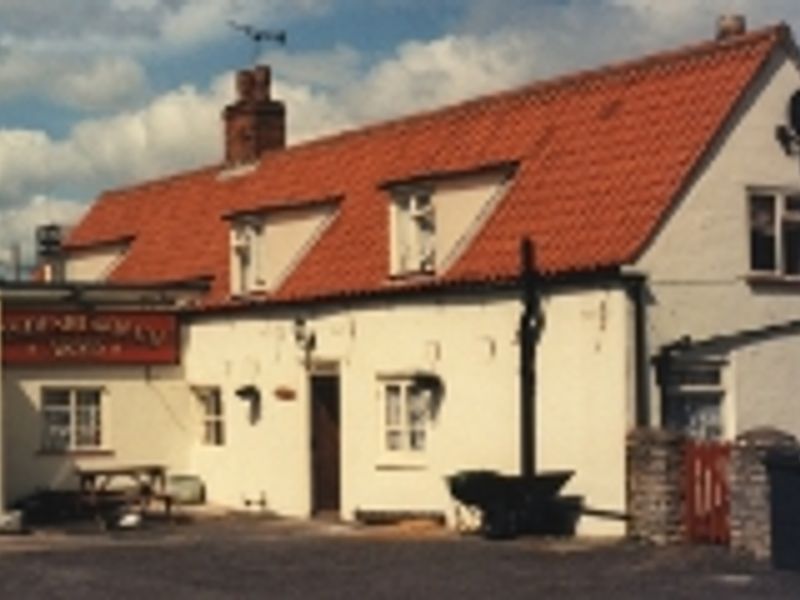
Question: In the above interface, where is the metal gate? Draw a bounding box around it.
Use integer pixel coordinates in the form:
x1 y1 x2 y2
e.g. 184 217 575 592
683 440 731 544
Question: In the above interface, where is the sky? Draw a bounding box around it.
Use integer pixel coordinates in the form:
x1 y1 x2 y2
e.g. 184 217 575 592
1 0 800 275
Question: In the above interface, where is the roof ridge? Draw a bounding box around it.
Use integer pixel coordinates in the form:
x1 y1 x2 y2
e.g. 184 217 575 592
261 23 789 160
98 23 788 199
98 163 221 199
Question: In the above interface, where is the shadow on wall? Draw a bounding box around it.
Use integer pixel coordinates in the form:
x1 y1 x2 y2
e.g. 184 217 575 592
3 376 81 507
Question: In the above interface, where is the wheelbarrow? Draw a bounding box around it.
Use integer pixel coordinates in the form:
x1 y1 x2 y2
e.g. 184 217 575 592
447 470 580 539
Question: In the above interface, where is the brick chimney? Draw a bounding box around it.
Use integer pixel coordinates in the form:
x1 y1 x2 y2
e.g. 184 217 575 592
223 65 286 165
716 14 746 40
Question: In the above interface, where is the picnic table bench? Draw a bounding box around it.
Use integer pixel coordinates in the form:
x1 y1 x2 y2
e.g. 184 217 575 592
76 464 173 521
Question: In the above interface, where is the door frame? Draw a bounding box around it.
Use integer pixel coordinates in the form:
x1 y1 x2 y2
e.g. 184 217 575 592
309 361 341 515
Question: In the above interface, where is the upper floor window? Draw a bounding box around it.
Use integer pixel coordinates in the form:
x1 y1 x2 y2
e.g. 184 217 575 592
749 191 800 276
228 201 338 296
386 166 514 278
391 189 436 275
231 218 265 295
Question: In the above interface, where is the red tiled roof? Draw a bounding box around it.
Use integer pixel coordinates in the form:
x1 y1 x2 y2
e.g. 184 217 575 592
66 25 792 305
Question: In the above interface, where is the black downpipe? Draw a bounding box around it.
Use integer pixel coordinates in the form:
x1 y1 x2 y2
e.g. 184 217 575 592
519 238 541 478
628 277 650 427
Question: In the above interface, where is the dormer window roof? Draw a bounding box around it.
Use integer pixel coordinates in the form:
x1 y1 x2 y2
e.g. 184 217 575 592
387 165 514 278
226 198 339 297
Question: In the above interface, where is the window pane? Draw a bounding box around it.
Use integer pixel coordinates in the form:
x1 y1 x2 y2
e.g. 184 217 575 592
385 385 402 426
386 429 403 451
203 422 216 445
42 389 71 451
412 195 435 271
75 391 101 448
668 364 721 387
42 410 70 451
213 421 225 446
43 389 70 408
783 219 800 275
750 195 776 271
665 393 722 440
407 387 428 426
786 195 800 213
409 429 426 451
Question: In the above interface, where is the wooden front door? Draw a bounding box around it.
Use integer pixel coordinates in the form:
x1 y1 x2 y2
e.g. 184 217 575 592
683 440 731 544
311 373 341 513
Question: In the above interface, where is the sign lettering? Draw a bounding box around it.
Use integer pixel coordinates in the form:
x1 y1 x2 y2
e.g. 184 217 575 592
1 311 179 366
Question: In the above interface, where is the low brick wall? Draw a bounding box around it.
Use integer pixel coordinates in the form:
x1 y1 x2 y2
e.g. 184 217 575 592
627 428 685 544
730 428 799 561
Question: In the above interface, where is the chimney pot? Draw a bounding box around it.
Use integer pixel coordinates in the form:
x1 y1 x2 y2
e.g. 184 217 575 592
253 66 271 101
236 70 256 101
716 14 746 40
223 65 286 165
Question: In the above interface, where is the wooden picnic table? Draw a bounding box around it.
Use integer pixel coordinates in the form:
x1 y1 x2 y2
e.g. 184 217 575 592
76 464 172 518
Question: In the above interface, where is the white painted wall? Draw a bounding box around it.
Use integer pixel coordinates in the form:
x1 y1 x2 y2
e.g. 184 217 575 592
64 244 128 281
2 366 193 504
636 49 800 438
184 287 634 535
434 171 509 270
537 286 634 536
258 205 336 290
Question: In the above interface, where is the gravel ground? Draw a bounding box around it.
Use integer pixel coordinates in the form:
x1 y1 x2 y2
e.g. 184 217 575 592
0 514 797 599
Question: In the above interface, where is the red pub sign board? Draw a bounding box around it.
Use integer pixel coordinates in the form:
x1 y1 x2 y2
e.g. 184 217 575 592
1 311 179 366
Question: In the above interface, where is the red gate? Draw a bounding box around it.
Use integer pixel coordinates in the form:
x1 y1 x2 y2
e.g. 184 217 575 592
683 441 731 544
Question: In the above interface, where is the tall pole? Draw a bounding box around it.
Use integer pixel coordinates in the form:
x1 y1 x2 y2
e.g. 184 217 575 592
519 238 540 478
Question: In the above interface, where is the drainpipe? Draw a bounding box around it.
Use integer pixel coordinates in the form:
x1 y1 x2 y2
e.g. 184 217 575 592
626 275 650 427
519 238 541 478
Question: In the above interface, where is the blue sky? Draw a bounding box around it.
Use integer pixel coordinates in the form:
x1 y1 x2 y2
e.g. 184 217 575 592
1 0 800 273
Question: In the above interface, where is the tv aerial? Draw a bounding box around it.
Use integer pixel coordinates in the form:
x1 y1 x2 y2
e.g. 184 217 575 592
228 20 287 64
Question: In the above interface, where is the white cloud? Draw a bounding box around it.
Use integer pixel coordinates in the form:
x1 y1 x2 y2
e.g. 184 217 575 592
0 195 87 274
0 50 149 111
0 0 330 51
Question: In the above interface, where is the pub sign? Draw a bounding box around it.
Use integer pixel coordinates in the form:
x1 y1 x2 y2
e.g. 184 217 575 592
1 311 179 366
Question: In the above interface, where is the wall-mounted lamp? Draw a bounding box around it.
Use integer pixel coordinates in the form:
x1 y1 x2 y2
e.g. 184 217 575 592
293 317 316 352
235 384 262 424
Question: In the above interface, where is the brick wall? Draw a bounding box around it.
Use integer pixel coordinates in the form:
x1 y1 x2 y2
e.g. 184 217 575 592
627 428 685 544
730 427 799 560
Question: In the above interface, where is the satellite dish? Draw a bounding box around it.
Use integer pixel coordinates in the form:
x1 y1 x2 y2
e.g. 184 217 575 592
789 89 800 136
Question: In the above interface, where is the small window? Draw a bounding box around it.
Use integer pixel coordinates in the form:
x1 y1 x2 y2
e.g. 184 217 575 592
231 219 265 295
41 388 103 452
749 191 800 275
392 190 436 275
662 359 723 440
380 379 432 453
195 387 225 446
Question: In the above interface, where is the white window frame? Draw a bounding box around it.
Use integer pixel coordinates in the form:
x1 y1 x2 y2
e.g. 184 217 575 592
378 377 432 460
194 386 225 446
231 218 266 294
40 387 104 452
662 358 725 440
390 187 436 275
748 189 800 277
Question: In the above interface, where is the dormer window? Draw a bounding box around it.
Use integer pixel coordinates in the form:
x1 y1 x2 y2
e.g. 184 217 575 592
227 199 338 297
387 165 515 278
231 218 265 295
391 188 436 275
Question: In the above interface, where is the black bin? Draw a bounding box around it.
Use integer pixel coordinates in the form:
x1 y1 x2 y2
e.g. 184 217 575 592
765 449 800 571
